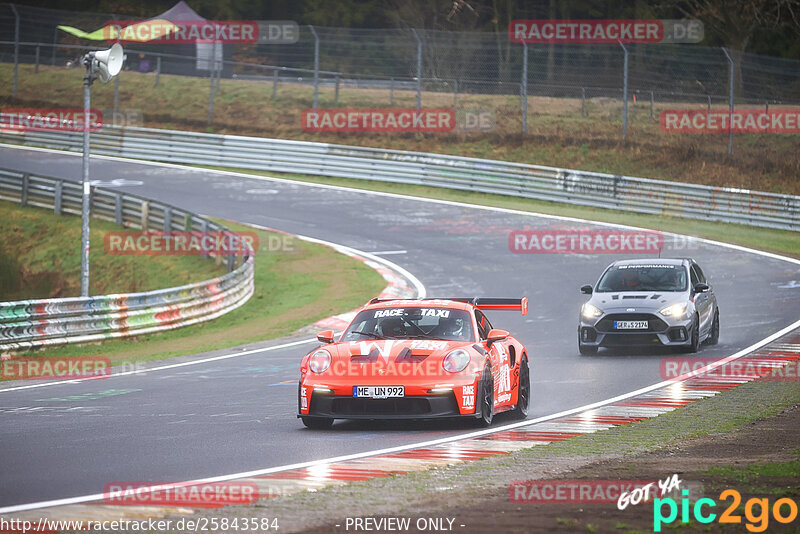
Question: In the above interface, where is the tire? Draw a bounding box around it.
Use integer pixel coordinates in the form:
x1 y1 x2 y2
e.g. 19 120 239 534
301 416 333 429
511 357 530 419
682 315 700 353
708 309 720 345
475 363 494 427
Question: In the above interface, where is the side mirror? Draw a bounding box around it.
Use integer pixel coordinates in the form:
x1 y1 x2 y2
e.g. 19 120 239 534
486 329 509 346
316 330 335 344
694 283 709 293
581 285 593 295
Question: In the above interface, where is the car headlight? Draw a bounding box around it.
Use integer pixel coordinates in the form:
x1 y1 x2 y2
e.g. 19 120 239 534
442 349 471 373
659 303 689 318
308 349 331 373
581 303 603 320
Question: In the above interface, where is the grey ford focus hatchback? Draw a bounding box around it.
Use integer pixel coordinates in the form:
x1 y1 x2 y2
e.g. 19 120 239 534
578 258 719 355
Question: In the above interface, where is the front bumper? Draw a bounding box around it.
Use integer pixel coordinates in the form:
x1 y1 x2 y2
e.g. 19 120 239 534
299 391 477 420
579 312 694 348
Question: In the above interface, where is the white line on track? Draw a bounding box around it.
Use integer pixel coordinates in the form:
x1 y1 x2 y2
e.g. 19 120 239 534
0 142 798 514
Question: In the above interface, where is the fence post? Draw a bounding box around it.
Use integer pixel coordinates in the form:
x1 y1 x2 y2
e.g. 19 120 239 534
390 77 394 105
334 74 340 105
10 3 19 98
35 46 40 73
272 69 278 98
707 95 711 112
722 47 735 155
521 41 528 135
619 41 628 140
201 219 209 258
411 29 422 110
163 206 172 232
208 42 216 125
54 180 63 215
581 87 586 117
309 25 320 109
51 27 58 65
650 91 654 120
155 56 161 87
453 79 458 107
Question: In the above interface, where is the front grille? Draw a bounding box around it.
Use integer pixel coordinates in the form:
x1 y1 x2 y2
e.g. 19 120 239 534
331 397 432 415
596 313 668 333
602 333 662 346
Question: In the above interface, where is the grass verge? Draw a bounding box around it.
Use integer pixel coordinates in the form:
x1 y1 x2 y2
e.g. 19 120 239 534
2 214 386 369
0 199 223 299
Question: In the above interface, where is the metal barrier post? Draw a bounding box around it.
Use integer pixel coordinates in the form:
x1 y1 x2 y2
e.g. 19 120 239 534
309 25 320 109
54 180 62 215
113 72 120 125
114 194 122 225
334 74 340 105
722 47 735 155
412 29 422 110
453 79 458 107
521 41 528 135
35 46 40 73
390 77 394 105
619 41 629 140
650 91 654 120
20 173 28 206
155 56 161 87
272 69 278 98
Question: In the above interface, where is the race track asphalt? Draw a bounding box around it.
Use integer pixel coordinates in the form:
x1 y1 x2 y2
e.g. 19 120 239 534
1 146 798 508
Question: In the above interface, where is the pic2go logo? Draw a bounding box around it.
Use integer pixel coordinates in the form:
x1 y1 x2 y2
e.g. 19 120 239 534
654 489 799 532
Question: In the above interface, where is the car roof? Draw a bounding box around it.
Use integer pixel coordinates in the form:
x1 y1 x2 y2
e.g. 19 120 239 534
610 258 688 267
361 299 474 312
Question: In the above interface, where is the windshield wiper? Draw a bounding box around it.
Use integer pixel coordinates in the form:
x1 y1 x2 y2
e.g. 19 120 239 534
349 330 383 339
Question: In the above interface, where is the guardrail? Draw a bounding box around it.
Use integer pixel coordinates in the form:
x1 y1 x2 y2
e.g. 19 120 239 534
1 123 797 231
0 168 255 353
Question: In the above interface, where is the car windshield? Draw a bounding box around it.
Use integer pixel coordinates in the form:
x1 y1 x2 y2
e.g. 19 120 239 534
342 307 474 342
596 264 688 292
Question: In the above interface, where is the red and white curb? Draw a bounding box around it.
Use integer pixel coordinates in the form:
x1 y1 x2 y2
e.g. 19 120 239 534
3 326 799 523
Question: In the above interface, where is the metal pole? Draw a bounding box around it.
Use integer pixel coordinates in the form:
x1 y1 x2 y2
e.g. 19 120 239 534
722 47 734 155
309 25 319 109
80 60 93 297
155 56 161 87
650 91 654 120
208 42 216 125
453 79 458 107
390 77 394 105
707 95 711 112
619 41 628 140
521 42 528 135
272 69 278 98
334 74 340 105
35 46 40 73
581 87 586 117
411 29 422 110
11 4 19 98
52 27 57 65
113 70 120 124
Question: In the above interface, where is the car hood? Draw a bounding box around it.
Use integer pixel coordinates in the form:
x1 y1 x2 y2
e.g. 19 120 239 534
329 339 471 363
589 291 689 313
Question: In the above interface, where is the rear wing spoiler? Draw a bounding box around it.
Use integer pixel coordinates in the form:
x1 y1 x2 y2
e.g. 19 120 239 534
369 297 528 316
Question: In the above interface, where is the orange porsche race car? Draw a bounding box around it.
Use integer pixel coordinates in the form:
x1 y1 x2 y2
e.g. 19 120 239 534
298 297 530 429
